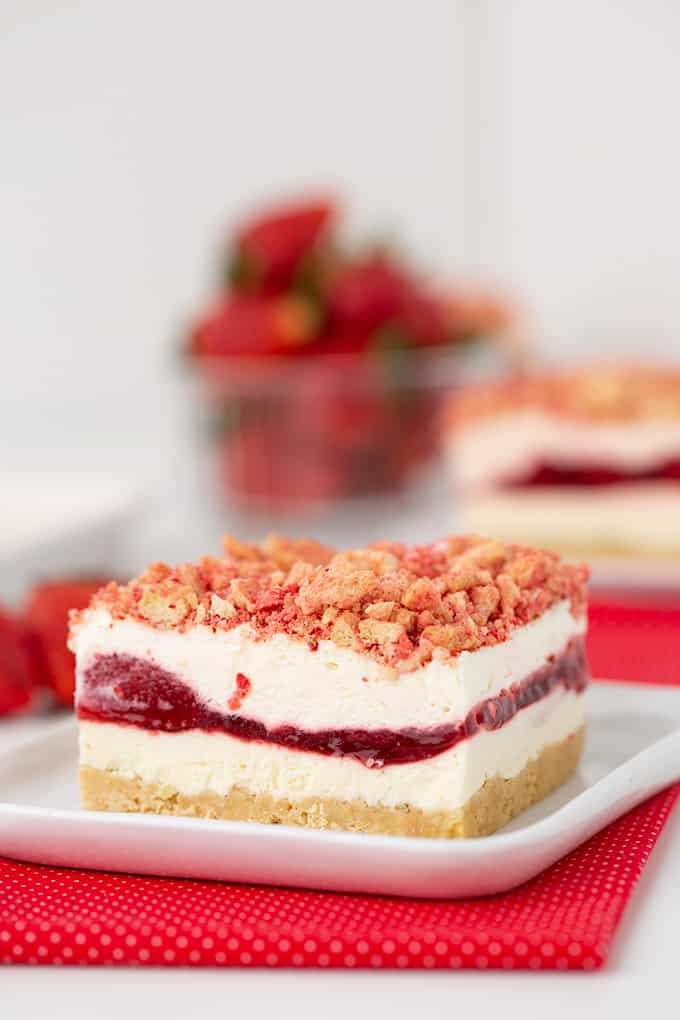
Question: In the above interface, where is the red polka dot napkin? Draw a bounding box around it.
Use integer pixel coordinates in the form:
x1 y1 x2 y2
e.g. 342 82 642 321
1 599 679 970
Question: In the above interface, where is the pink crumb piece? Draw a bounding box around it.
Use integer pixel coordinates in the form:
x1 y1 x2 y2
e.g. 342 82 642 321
227 672 252 711
256 587 286 611
394 633 415 660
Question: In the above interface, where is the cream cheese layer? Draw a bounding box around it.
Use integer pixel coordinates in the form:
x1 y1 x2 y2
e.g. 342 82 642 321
73 601 583 733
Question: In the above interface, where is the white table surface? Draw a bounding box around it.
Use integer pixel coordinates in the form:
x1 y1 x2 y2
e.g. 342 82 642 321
2 716 679 1020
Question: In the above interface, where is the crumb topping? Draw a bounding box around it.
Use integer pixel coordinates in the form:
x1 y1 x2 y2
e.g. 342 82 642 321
227 672 252 711
73 533 588 673
449 366 680 427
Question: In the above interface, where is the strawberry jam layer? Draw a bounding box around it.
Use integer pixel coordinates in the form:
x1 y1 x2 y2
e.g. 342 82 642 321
78 638 588 768
504 457 680 489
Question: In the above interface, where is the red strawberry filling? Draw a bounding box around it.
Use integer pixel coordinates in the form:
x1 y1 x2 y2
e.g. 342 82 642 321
503 457 680 489
77 637 588 768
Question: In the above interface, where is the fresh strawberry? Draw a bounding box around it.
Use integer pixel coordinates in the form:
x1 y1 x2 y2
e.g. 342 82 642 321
327 257 412 331
231 200 334 291
24 579 108 707
313 324 374 356
0 608 35 716
190 294 320 359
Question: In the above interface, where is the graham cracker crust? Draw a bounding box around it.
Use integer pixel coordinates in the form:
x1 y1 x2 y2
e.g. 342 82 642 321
79 728 584 838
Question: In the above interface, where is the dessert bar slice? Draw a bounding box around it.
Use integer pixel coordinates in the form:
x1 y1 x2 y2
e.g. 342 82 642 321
71 534 589 838
447 366 680 560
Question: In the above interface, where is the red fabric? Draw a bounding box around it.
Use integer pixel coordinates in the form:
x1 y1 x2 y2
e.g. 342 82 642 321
1 599 679 970
588 597 680 686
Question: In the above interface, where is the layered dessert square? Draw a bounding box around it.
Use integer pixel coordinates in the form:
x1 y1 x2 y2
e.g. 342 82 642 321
71 534 589 838
447 367 680 560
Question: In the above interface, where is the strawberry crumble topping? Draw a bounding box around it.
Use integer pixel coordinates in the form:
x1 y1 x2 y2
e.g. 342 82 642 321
227 672 252 711
71 534 588 673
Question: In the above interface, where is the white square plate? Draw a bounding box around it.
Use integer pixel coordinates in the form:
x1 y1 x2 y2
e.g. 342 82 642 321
0 681 678 899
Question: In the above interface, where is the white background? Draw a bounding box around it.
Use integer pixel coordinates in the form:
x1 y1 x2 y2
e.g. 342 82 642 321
471 1 680 359
3 1 678 481
0 0 467 478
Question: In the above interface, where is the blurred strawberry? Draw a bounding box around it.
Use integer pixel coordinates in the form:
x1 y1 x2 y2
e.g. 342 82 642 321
190 293 320 358
230 200 334 292
0 608 35 717
313 325 374 356
288 387 389 451
25 579 107 707
222 421 345 509
327 257 412 331
397 291 449 347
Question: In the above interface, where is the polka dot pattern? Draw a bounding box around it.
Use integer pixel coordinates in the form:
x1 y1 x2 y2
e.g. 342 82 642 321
0 600 678 970
0 782 677 970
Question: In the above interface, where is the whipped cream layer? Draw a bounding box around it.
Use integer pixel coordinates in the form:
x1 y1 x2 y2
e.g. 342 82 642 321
461 484 680 557
450 412 680 490
79 685 584 814
73 601 583 733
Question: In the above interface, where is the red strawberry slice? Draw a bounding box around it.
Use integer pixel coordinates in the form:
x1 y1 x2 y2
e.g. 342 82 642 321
24 579 108 707
313 325 375 356
0 608 36 717
327 257 412 331
232 200 334 291
189 294 319 359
